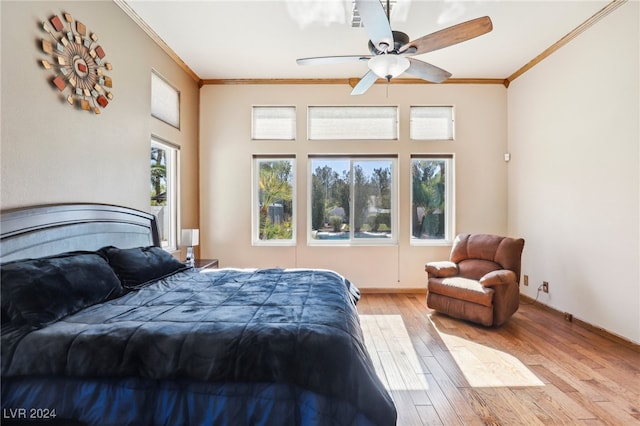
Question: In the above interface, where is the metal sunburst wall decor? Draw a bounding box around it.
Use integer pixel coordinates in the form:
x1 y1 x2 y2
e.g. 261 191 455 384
39 12 113 114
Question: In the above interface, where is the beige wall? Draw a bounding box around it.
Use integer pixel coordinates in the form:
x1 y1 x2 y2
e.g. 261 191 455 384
507 3 639 343
0 1 200 256
5 0 634 344
200 83 508 288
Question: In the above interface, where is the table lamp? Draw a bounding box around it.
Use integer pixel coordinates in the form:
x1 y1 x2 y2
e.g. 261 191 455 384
181 228 199 267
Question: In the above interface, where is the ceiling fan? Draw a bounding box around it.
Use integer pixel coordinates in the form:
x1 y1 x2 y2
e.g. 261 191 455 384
296 0 493 95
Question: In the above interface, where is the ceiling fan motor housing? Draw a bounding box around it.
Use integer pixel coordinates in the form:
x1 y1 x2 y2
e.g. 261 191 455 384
296 6 493 95
368 30 411 55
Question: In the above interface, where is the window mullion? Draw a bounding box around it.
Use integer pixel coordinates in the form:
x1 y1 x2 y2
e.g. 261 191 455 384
349 160 355 241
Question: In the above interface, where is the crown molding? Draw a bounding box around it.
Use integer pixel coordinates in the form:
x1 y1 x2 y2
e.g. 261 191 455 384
505 0 626 87
199 78 507 87
117 0 625 90
113 0 200 83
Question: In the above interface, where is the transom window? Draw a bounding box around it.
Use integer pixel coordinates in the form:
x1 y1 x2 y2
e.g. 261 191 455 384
309 156 397 245
308 106 398 140
410 106 455 140
151 71 180 129
252 106 296 140
410 155 454 245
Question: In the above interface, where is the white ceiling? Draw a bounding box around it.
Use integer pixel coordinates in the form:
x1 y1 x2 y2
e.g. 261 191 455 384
123 0 610 81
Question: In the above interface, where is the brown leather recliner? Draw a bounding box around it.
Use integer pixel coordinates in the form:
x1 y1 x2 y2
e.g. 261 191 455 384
425 233 525 327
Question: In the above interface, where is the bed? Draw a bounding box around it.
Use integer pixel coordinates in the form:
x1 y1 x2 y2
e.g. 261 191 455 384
1 203 396 426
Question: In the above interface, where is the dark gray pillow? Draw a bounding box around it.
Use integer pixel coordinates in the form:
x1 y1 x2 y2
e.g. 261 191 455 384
1 251 124 326
99 246 187 289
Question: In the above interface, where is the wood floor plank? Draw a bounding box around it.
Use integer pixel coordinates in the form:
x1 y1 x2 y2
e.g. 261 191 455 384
462 388 505 425
510 386 584 424
359 316 391 390
378 350 425 426
421 355 485 425
378 314 427 376
357 293 640 426
415 403 443 426
375 315 433 406
469 387 547 425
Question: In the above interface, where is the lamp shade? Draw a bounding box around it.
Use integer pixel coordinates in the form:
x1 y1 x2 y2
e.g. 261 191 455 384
181 229 199 247
368 54 410 80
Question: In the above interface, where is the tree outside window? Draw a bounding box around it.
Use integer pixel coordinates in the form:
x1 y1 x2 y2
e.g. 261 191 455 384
150 140 178 250
411 157 452 242
254 158 295 244
150 147 166 207
310 157 395 244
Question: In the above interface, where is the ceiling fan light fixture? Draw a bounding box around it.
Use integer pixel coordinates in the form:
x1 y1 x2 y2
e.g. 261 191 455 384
368 54 409 80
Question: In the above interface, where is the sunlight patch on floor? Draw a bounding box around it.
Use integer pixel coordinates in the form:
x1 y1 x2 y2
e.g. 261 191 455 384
361 314 544 391
429 318 545 388
360 315 430 393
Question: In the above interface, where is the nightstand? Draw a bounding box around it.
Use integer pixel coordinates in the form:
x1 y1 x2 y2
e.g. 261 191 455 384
193 259 219 270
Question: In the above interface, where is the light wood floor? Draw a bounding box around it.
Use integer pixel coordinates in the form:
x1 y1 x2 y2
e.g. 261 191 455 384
357 293 640 425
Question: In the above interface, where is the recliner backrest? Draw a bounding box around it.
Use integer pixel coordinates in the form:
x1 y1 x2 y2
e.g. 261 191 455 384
450 234 525 282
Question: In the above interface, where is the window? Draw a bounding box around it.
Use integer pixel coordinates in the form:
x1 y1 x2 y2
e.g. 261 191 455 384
410 106 454 140
253 157 296 245
252 106 296 140
309 156 397 244
411 155 454 245
308 106 398 140
151 71 180 128
150 138 179 250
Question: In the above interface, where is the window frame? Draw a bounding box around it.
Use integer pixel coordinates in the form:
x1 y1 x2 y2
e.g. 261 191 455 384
410 154 455 246
307 155 398 246
150 137 180 251
252 155 297 246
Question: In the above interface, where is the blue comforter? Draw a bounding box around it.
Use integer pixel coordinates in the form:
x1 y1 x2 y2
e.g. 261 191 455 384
1 268 396 425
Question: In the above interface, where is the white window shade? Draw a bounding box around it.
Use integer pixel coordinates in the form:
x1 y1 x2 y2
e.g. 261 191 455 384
410 106 454 140
252 106 296 140
308 106 398 140
151 71 180 128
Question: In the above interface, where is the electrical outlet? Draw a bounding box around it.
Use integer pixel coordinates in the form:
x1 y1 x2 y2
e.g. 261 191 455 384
542 281 549 293
523 275 529 286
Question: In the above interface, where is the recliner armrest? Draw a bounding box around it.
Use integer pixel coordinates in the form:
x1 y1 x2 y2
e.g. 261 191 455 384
425 261 458 278
479 269 517 287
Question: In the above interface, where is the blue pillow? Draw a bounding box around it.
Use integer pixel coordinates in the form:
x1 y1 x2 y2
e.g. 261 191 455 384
1 251 124 326
100 246 187 289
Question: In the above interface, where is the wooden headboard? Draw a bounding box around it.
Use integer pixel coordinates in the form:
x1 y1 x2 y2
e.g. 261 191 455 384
0 203 160 262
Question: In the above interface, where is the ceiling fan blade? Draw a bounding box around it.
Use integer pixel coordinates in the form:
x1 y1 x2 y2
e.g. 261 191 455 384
296 55 371 66
399 16 493 55
350 70 379 95
406 58 452 83
355 0 394 52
